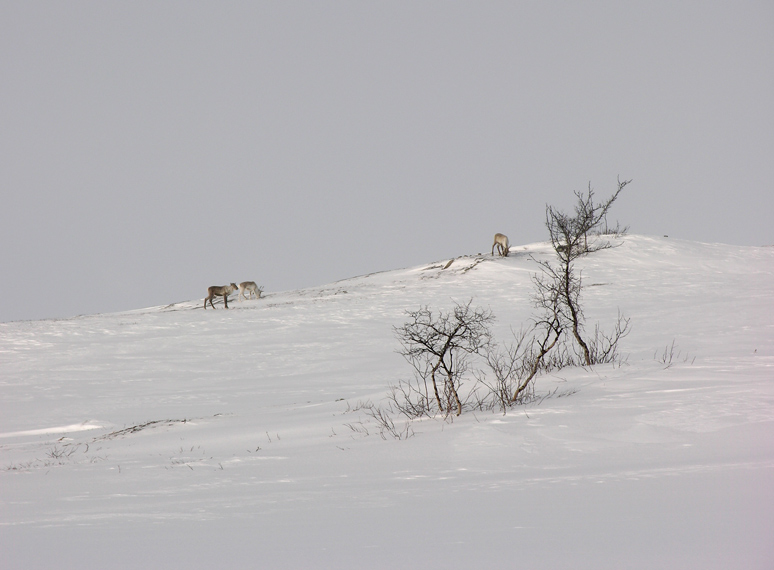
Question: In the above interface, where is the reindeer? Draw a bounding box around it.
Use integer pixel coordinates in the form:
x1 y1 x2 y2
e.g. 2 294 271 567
491 233 510 257
238 281 263 301
204 283 238 309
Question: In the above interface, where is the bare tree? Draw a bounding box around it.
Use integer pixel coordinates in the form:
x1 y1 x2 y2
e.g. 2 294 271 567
536 178 632 365
474 272 567 412
475 321 562 413
387 179 632 423
547 177 632 261
394 300 494 417
511 314 563 403
587 311 631 365
531 254 592 365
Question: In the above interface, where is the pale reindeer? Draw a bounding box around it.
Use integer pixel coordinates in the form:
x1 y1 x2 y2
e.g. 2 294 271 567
491 233 510 257
238 281 263 301
204 283 238 309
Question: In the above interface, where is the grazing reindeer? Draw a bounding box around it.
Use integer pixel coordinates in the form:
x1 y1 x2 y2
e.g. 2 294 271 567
238 281 263 301
491 233 510 257
204 283 238 309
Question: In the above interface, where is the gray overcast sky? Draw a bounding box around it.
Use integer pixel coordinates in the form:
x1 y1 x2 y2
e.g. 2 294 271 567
2 1 772 323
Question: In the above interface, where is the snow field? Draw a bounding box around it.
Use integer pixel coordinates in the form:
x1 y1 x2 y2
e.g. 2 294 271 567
1 235 773 569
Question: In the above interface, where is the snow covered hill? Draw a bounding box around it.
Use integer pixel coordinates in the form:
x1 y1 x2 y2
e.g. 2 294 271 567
1 235 773 569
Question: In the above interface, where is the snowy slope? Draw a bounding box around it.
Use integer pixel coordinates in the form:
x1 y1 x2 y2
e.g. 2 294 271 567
1 235 773 569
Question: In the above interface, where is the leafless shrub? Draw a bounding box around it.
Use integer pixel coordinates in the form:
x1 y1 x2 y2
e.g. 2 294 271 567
655 340 695 368
587 311 632 365
388 191 635 422
547 177 631 259
538 177 632 366
344 421 370 438
46 445 77 462
364 404 415 440
339 399 415 440
472 318 583 414
391 298 578 419
388 378 435 419
394 300 494 417
596 219 630 237
656 339 679 368
342 400 374 413
531 257 630 368
474 328 539 412
390 293 594 420
5 460 39 471
531 254 591 365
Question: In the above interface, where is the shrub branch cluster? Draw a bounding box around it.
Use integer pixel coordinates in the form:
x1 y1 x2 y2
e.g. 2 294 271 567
381 178 633 429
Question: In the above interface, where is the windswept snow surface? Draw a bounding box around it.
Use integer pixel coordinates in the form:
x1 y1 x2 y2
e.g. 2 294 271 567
1 236 773 569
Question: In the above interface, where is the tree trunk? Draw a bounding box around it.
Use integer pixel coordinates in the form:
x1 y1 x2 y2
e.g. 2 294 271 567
563 261 591 366
430 362 444 412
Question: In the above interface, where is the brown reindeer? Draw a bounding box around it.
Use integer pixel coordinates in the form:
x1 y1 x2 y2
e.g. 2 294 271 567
204 283 238 309
491 233 510 257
